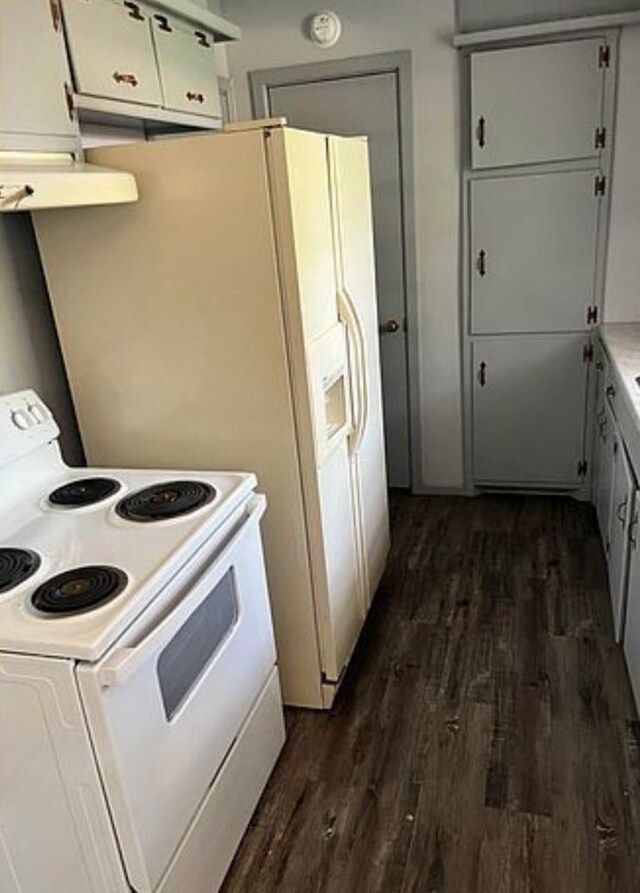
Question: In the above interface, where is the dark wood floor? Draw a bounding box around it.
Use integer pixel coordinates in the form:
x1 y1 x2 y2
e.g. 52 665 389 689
222 495 640 892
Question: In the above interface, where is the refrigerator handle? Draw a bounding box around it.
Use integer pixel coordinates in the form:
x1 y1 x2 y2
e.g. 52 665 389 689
338 288 369 453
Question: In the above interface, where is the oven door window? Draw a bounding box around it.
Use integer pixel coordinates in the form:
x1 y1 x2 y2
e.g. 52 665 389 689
157 568 238 721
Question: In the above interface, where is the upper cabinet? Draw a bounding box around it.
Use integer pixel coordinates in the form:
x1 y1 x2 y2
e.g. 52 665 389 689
0 0 79 151
470 38 607 169
61 0 163 107
60 0 240 130
151 13 221 119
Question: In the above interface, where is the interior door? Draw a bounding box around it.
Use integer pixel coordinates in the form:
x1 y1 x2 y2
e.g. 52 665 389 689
471 38 605 169
608 433 636 641
472 335 588 485
470 170 600 333
151 15 221 118
328 136 390 606
61 0 162 106
0 0 78 146
267 71 411 487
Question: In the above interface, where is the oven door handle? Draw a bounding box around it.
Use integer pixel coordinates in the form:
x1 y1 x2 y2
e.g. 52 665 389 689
98 494 266 689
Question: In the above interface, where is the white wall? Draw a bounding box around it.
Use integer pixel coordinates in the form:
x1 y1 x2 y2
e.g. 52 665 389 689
457 0 640 31
604 25 640 321
221 0 463 490
0 216 83 464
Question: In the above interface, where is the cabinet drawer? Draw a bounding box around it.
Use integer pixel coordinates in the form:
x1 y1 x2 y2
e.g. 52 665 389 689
151 15 221 119
471 39 605 169
61 0 162 107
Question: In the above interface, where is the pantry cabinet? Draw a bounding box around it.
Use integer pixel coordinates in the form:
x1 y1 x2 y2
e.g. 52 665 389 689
0 0 79 151
151 14 221 119
472 335 588 485
470 38 606 169
470 170 601 334
61 0 164 107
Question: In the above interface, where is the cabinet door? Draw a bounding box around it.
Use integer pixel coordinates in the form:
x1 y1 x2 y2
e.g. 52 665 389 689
607 434 636 641
151 16 221 119
595 403 615 544
472 335 588 485
624 497 640 712
0 0 78 149
470 171 599 334
61 0 162 106
471 39 605 169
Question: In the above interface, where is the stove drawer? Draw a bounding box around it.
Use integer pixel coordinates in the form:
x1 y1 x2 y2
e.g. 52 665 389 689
77 494 278 893
157 667 285 893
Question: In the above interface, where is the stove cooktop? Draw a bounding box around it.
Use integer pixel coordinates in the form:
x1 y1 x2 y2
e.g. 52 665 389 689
0 466 256 660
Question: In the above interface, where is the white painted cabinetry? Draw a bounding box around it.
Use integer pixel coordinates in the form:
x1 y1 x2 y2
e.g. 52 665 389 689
0 0 79 151
607 430 635 640
470 38 606 169
464 32 615 492
470 170 600 334
624 506 640 708
151 14 221 119
61 0 163 107
472 335 588 485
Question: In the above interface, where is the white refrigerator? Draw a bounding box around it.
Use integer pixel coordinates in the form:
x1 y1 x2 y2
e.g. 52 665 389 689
34 120 390 709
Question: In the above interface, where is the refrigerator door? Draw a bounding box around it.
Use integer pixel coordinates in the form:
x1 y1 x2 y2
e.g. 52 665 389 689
329 136 390 606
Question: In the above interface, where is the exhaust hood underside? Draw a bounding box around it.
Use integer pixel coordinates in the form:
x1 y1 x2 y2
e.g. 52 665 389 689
0 153 138 212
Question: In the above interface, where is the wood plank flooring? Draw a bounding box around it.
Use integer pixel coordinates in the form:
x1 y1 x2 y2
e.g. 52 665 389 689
222 494 640 892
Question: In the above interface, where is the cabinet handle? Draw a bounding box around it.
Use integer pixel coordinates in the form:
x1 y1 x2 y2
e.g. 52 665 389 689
154 13 172 31
477 361 487 387
123 1 144 20
113 72 139 87
476 249 487 277
49 0 62 31
617 498 628 526
186 91 205 104
476 116 486 148
606 384 616 399
195 30 211 47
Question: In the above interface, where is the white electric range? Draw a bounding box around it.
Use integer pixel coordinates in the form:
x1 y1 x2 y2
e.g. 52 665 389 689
0 390 285 893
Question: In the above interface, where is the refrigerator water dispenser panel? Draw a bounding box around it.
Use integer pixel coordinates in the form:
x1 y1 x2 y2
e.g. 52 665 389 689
308 323 350 465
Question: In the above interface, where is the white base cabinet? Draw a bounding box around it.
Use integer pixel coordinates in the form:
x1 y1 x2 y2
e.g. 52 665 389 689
624 518 640 710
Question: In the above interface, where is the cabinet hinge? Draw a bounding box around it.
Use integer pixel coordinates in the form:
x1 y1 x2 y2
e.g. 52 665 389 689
595 175 607 197
583 342 594 363
586 306 598 325
577 459 588 477
594 127 607 150
599 44 611 68
49 0 62 31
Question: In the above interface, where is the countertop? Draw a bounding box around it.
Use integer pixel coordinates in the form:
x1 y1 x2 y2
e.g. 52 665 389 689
599 323 640 466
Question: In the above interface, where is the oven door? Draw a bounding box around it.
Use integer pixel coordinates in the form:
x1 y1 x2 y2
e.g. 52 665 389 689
77 495 276 893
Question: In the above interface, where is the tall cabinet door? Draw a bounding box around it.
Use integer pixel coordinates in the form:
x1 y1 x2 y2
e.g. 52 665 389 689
624 495 640 711
473 335 588 485
470 170 600 333
471 38 605 168
328 136 390 607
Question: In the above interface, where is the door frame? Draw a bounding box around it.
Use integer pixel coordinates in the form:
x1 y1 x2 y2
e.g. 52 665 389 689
249 51 421 492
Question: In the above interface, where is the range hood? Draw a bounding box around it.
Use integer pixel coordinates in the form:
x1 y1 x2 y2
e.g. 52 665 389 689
0 152 137 212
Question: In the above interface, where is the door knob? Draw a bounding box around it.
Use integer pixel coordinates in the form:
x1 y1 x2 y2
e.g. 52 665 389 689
380 319 400 335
